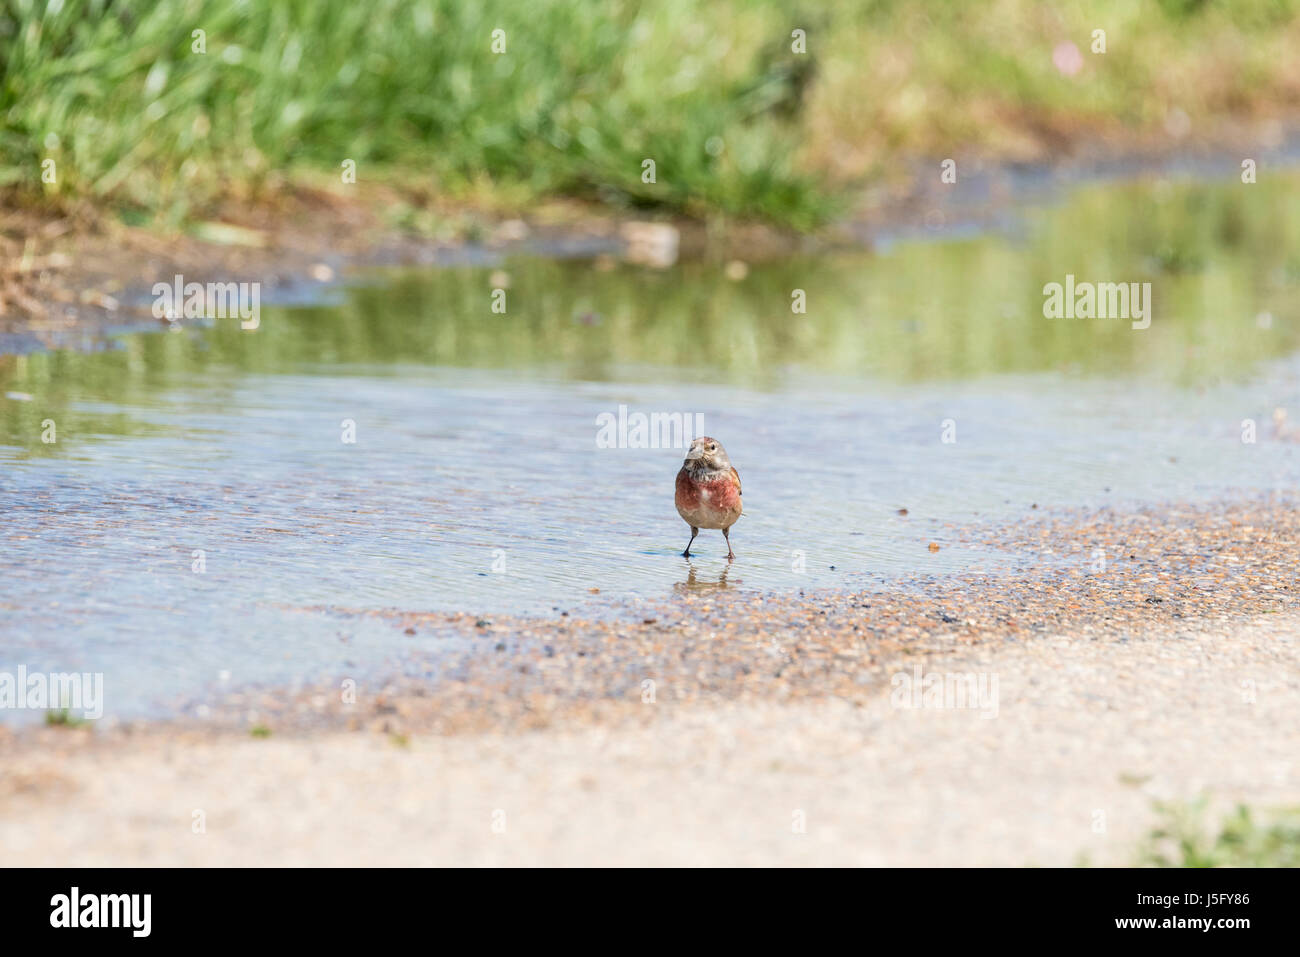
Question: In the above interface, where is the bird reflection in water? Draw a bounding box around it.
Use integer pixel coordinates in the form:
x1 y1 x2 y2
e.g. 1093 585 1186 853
675 560 731 593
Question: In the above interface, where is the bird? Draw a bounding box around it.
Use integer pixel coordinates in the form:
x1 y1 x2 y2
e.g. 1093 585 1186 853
675 436 743 560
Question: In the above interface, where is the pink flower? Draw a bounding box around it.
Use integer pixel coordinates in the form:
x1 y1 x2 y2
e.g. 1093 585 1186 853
1053 41 1083 77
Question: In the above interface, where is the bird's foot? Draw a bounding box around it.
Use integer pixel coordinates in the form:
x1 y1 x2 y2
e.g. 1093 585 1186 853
726 551 735 561
682 549 692 558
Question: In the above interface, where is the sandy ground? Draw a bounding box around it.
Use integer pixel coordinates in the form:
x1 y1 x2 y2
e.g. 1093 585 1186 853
3 611 1295 867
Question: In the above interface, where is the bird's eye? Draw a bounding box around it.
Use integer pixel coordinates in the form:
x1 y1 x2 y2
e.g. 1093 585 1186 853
708 444 717 451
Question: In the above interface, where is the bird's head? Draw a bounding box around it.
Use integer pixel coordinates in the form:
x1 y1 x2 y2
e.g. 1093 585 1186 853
683 436 731 472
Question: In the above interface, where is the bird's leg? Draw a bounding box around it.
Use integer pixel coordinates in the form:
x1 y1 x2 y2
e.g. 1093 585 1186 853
723 526 735 561
683 526 699 558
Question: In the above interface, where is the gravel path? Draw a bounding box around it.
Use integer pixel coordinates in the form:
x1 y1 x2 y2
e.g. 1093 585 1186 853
3 612 1296 866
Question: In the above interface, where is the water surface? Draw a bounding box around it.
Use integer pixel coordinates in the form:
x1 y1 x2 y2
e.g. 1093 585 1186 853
5 172 1300 717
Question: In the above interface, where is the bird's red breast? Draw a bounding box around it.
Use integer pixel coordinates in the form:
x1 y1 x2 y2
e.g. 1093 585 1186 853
675 466 742 529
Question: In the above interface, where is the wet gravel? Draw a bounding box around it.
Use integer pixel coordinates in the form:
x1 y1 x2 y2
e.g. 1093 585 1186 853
4 496 1298 865
5 495 1293 742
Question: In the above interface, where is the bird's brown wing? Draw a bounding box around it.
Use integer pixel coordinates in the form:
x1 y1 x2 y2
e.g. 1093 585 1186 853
730 466 742 495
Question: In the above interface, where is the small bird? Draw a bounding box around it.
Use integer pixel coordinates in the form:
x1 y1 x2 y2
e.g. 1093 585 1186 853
675 436 743 560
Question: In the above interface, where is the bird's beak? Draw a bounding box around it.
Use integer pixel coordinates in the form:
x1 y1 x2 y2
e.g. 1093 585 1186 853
685 447 704 461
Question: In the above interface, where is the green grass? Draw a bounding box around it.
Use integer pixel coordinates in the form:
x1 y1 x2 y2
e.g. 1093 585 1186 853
0 0 831 227
44 706 87 727
3 1 1300 230
1137 799 1300 867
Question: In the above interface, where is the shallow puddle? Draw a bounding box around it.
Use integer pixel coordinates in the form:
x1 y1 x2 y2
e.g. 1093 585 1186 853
4 171 1300 716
